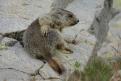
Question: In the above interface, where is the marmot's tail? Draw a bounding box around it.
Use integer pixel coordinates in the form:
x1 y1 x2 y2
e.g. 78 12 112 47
47 57 65 75
0 30 25 46
2 30 25 41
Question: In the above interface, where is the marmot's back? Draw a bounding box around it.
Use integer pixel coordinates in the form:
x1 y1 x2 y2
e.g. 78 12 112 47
23 19 60 58
23 19 65 74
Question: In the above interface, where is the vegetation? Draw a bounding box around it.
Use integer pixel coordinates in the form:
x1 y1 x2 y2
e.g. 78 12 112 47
74 61 81 70
82 57 113 81
0 43 7 50
114 0 121 8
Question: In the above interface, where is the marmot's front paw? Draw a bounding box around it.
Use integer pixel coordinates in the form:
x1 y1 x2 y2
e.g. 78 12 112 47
65 48 73 54
61 48 73 54
40 25 49 36
65 39 79 45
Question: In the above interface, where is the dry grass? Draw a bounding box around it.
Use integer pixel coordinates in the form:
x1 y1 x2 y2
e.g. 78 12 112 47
111 35 121 72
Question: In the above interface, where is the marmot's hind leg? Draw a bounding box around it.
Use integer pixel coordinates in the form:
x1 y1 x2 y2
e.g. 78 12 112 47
56 40 73 54
36 55 46 63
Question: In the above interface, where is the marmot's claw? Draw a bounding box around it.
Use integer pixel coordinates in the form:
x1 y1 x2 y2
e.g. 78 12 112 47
65 48 73 54
61 48 73 54
43 31 48 36
41 27 48 36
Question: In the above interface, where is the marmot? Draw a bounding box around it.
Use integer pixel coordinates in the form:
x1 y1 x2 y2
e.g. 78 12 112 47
23 8 79 75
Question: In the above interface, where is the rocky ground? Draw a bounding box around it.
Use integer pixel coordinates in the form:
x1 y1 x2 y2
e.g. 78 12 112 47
0 0 121 81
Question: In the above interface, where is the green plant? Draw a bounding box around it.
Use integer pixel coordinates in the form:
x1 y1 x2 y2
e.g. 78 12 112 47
83 57 113 81
74 61 81 70
0 43 7 50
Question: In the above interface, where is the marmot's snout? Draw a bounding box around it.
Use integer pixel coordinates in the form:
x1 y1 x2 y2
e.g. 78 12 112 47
71 19 79 26
76 19 79 23
50 8 79 27
65 13 79 26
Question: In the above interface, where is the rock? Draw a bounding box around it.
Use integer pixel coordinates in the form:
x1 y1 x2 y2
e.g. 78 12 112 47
0 39 44 81
51 0 74 9
113 0 121 10
1 37 18 47
98 11 121 60
0 0 107 81
0 0 52 33
61 0 103 70
0 69 30 81
109 12 121 38
39 63 60 79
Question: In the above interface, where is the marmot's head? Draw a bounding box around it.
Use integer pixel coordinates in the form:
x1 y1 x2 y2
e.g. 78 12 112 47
50 8 79 28
39 8 79 31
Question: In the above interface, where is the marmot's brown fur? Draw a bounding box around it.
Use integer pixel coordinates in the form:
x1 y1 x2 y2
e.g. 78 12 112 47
23 8 79 74
39 8 79 34
23 8 79 75
0 8 79 75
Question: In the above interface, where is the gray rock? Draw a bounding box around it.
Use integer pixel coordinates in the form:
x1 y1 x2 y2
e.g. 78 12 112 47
96 0 121 64
98 12 121 60
0 0 52 33
51 0 74 9
1 37 18 47
0 69 30 81
88 0 119 52
0 40 44 81
0 0 107 81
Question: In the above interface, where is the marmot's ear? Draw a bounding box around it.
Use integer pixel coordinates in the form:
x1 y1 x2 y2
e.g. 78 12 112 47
50 8 63 15
50 8 59 13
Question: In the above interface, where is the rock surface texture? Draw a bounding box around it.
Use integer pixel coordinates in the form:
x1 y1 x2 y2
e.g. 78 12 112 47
0 0 121 81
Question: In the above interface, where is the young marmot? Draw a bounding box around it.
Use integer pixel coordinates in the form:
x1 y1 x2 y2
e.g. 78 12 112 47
23 8 79 75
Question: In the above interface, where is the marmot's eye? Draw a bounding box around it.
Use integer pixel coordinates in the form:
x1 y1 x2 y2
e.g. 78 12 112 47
68 14 73 18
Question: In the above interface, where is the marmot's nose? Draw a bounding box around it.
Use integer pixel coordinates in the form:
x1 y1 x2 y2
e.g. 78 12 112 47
76 19 79 23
